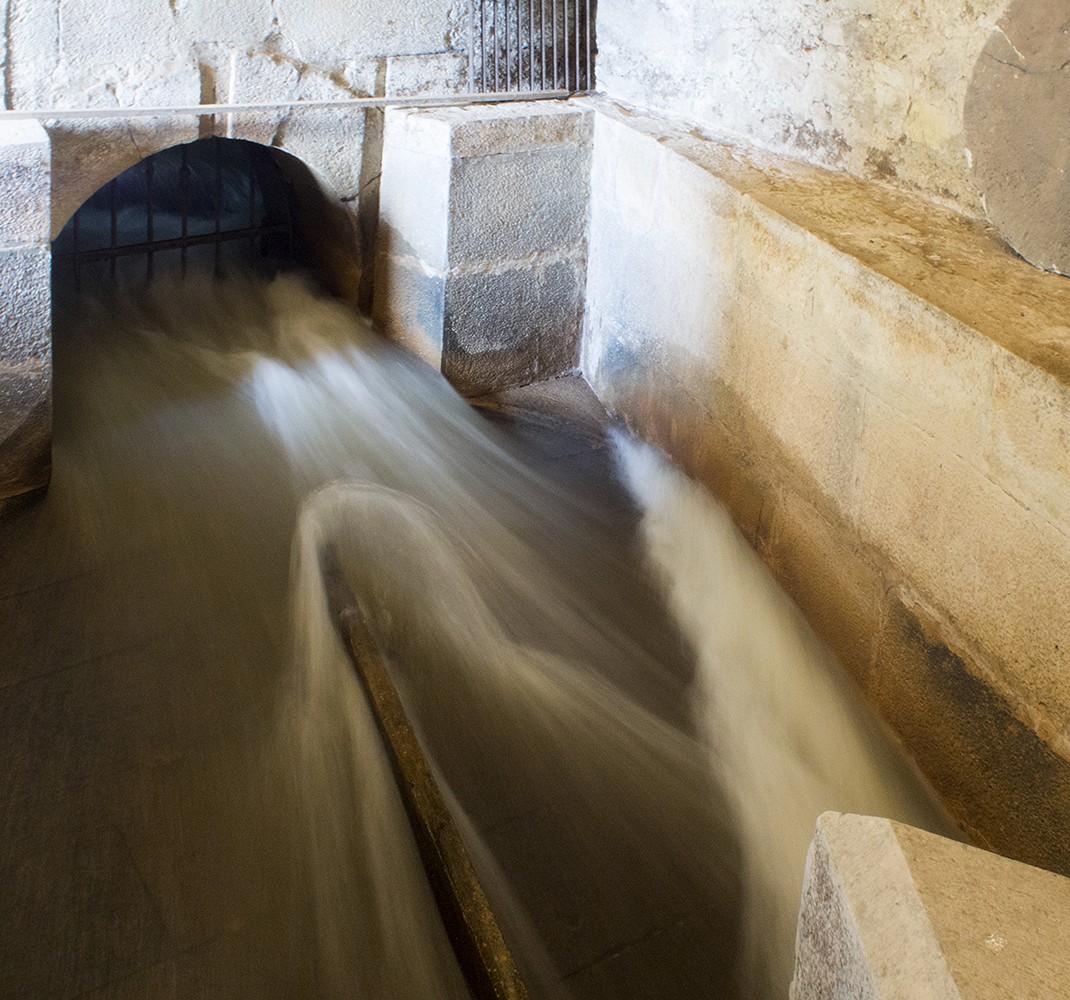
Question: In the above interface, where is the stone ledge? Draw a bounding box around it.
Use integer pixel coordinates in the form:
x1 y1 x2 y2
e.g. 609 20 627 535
792 812 1070 999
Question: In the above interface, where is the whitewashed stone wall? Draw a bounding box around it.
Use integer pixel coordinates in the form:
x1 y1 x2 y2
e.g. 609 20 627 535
595 0 1005 216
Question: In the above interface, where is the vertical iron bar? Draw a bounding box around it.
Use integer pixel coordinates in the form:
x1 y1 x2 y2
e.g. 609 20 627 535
563 0 570 92
574 0 580 91
504 0 511 91
493 0 499 91
146 157 154 283
109 178 118 281
180 144 189 279
540 0 547 90
585 0 592 90
480 0 487 92
552 0 558 90
467 0 476 93
528 0 534 91
214 137 224 277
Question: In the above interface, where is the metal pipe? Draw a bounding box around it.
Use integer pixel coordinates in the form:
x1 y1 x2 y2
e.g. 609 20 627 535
0 90 570 122
214 137 224 276
58 223 290 265
247 142 257 260
72 201 81 293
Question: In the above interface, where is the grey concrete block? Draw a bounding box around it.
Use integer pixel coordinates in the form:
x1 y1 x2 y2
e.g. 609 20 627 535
448 146 590 265
0 121 50 247
0 247 51 366
0 369 51 499
443 258 583 395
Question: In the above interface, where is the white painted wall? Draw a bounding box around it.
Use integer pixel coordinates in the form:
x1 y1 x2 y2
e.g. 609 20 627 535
595 0 1006 215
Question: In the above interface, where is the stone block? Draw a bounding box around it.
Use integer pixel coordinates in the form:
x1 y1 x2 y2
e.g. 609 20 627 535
273 0 449 61
385 52 468 97
371 255 445 370
987 348 1070 534
0 121 50 247
855 395 1070 741
0 369 51 499
0 247 51 366
792 813 1070 998
871 597 1070 875
377 143 450 270
443 259 583 395
792 813 962 1000
406 103 592 159
448 145 590 265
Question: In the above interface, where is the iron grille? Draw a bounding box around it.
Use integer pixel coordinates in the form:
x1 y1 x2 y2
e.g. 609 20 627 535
52 137 296 289
468 0 595 94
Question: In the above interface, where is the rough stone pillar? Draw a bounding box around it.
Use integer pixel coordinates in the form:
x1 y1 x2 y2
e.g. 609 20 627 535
0 121 51 501
792 812 1070 998
374 102 591 396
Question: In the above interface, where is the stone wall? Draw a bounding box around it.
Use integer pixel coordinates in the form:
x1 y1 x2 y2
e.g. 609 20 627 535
0 122 50 499
581 98 1070 876
595 0 1004 216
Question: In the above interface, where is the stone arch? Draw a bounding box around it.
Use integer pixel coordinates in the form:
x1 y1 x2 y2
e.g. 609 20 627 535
47 119 362 300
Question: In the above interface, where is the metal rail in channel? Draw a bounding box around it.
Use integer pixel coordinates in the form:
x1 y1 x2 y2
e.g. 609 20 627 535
468 0 595 94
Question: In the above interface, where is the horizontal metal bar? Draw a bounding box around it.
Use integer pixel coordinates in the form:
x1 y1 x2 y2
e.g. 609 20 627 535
0 90 572 122
54 223 290 264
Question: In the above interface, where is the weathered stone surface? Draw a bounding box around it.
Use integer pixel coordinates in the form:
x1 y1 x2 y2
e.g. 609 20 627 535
596 0 1003 215
791 813 959 1000
443 259 583 395
0 122 51 246
965 1 1070 275
0 247 51 366
385 52 468 98
448 146 590 265
376 103 588 395
792 813 1070 999
0 369 51 498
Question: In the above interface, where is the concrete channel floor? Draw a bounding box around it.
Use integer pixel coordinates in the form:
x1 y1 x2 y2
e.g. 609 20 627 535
0 363 744 999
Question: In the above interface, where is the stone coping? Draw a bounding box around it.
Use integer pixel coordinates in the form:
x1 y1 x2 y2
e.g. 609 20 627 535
578 95 1070 389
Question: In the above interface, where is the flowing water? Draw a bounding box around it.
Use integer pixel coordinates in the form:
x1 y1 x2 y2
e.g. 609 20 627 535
3 273 954 999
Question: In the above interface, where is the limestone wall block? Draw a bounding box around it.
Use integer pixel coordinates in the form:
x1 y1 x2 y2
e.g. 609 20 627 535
378 139 450 271
370 256 445 370
448 146 590 266
174 0 274 50
792 813 1070 998
437 103 593 159
987 350 1070 535
737 199 993 469
385 53 468 98
0 369 51 498
0 248 51 366
272 0 450 62
855 395 1070 742
443 258 583 396
0 122 50 247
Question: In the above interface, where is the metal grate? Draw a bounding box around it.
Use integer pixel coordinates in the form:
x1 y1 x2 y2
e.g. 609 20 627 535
52 136 296 290
467 0 595 94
